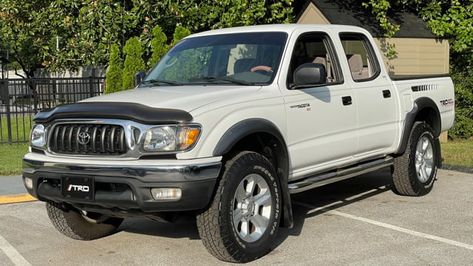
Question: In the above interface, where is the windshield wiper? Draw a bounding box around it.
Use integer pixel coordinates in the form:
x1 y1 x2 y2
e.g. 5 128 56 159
198 76 254 86
141 79 182 86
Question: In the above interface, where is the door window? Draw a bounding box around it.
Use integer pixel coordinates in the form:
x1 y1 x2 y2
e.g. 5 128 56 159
339 33 380 82
287 33 342 87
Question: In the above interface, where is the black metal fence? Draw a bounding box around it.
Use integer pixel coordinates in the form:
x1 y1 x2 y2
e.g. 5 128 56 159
0 77 105 144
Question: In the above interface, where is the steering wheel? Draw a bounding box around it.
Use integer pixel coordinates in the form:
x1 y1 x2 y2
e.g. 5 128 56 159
250 65 273 75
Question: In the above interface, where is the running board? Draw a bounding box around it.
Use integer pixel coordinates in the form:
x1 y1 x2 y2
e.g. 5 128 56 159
288 157 394 194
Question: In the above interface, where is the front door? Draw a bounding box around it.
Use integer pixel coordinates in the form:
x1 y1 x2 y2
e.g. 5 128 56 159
282 31 358 180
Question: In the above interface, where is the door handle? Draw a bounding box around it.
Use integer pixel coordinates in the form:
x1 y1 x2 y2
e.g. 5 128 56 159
383 90 391 98
342 96 352 106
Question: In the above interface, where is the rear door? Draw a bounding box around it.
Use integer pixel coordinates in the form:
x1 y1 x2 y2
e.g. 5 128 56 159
281 31 358 179
338 33 399 156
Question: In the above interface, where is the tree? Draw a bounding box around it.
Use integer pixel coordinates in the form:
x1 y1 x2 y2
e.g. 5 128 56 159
172 25 191 46
0 0 133 75
105 44 123 93
45 0 132 71
122 37 145 90
0 0 55 78
148 25 168 68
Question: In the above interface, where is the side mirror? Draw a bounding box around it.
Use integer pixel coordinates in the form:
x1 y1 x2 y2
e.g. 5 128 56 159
135 71 146 86
292 63 327 88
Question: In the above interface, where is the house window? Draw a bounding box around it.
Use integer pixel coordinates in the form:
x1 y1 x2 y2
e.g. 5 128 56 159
339 33 380 82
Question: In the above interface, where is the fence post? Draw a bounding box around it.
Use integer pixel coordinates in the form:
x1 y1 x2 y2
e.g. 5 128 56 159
0 80 12 143
89 68 96 98
31 79 38 113
52 78 57 106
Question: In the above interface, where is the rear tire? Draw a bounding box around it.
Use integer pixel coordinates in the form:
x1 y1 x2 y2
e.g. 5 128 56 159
196 151 281 263
392 122 440 196
46 202 123 240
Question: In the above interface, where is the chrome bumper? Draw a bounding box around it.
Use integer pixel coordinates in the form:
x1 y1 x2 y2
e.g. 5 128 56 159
23 157 222 183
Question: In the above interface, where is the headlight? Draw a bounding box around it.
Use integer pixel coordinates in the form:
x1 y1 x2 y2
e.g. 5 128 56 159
143 125 201 152
31 124 46 148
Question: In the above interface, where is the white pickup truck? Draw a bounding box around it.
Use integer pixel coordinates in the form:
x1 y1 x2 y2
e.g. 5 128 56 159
23 24 455 262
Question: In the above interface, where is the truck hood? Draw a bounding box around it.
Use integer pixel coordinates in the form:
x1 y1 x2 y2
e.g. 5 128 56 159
84 85 261 112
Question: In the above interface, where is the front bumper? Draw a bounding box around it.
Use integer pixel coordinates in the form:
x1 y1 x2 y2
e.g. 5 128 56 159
23 153 221 214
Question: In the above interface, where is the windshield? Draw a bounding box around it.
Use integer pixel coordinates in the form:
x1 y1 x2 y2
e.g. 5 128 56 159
142 32 288 87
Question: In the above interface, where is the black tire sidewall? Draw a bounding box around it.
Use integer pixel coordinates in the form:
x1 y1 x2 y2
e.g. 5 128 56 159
219 152 281 258
47 202 122 240
408 123 438 193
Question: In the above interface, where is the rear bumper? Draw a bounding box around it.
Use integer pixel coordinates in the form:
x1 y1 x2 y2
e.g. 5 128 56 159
22 153 221 214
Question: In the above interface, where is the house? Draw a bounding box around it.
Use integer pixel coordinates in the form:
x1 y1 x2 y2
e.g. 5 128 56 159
294 0 450 77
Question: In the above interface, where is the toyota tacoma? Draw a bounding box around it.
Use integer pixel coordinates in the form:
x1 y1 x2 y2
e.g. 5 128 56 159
23 24 455 262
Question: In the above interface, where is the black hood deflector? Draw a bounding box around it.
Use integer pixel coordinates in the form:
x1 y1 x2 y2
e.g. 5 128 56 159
34 102 193 124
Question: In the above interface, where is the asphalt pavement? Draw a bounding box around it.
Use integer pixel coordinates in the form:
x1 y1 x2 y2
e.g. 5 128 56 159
0 176 26 195
1 168 473 265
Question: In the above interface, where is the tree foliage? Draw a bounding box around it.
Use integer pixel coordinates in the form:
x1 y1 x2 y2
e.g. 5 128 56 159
172 25 191 46
149 25 168 68
46 0 132 71
122 37 145 90
0 0 54 78
105 44 123 94
130 0 293 35
0 0 293 77
450 70 473 139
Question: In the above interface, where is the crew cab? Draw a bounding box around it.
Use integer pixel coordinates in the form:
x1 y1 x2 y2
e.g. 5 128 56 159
23 24 455 262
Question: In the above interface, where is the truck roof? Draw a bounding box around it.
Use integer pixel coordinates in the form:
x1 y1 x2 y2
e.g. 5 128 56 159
188 24 371 38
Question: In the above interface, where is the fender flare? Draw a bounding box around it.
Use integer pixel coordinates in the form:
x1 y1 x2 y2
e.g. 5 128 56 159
213 118 294 228
396 97 441 155
213 119 285 157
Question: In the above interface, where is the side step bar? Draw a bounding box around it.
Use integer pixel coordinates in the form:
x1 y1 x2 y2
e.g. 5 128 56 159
288 157 394 194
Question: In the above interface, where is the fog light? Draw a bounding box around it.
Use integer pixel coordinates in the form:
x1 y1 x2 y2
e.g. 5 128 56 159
151 188 182 201
24 177 33 190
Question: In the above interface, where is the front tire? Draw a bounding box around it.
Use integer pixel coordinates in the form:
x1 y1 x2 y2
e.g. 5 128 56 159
197 151 281 263
46 202 123 240
392 122 440 196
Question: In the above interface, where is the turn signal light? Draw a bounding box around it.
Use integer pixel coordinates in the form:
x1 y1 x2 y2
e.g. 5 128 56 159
178 127 201 150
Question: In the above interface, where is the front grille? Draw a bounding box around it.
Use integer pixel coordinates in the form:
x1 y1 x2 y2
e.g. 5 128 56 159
49 124 128 155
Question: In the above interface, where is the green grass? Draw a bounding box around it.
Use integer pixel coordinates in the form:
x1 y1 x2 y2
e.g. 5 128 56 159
0 140 471 176
441 140 473 169
0 115 33 143
0 143 29 176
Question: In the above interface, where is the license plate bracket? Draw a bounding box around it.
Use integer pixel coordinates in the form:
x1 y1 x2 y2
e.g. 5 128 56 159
62 176 94 200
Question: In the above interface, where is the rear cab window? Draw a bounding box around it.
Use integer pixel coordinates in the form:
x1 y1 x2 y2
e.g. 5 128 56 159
339 33 380 82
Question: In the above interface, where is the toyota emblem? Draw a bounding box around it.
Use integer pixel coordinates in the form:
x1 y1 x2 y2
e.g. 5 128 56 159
78 131 91 145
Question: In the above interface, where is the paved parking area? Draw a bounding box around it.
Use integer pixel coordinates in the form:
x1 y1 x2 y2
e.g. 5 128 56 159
1 168 473 265
0 176 26 196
